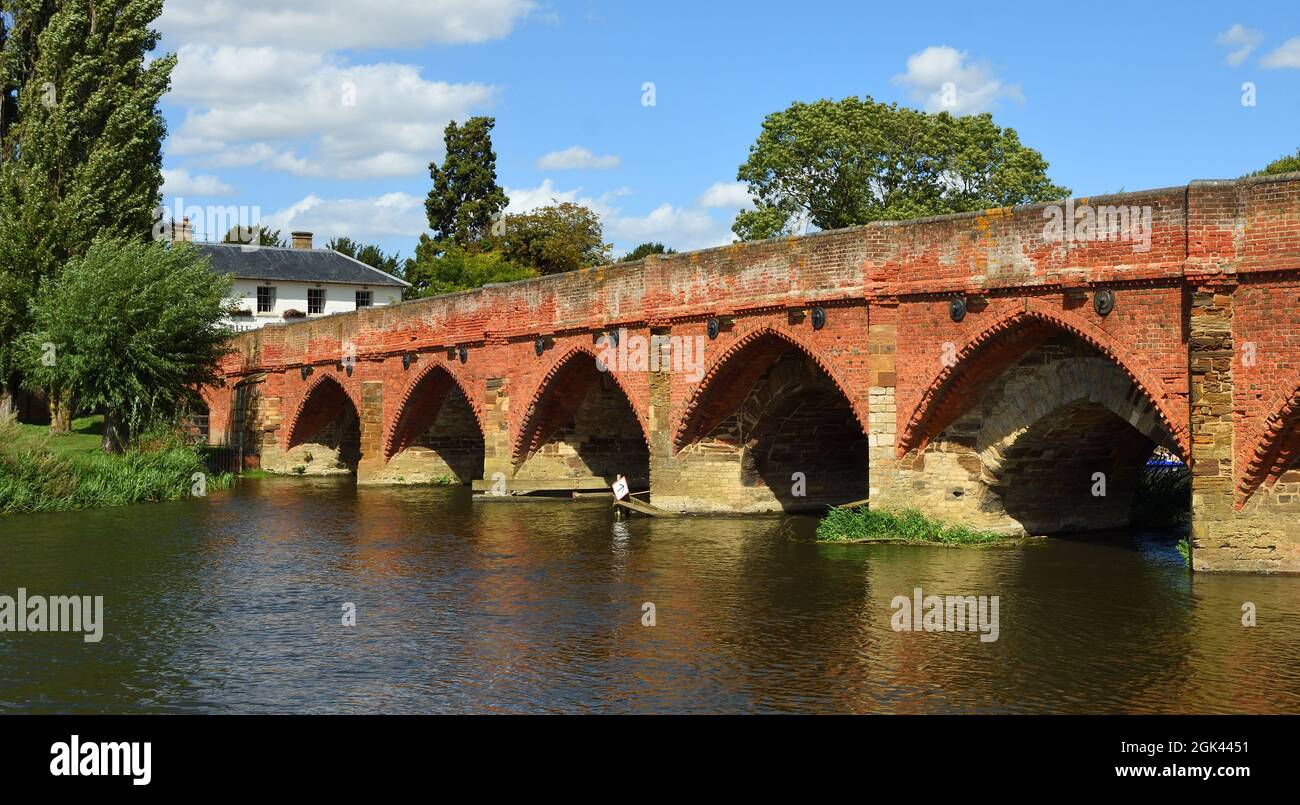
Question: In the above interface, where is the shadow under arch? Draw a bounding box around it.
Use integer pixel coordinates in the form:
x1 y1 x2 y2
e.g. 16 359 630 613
385 361 485 458
673 325 864 455
989 397 1173 534
511 346 650 488
908 326 1184 535
286 373 363 471
383 361 486 484
672 328 868 511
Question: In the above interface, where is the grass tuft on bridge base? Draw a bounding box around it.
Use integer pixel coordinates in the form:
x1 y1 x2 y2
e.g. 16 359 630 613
816 506 1006 545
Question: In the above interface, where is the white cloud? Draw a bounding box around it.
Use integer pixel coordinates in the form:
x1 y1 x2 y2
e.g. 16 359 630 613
892 45 1024 115
606 204 727 252
697 181 751 210
536 146 621 170
166 45 497 179
507 179 743 253
158 0 537 52
505 179 628 219
162 168 236 196
260 192 428 244
253 175 751 259
1261 36 1300 68
1217 24 1264 67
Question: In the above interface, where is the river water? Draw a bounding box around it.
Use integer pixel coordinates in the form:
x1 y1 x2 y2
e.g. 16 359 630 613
1 478 1298 714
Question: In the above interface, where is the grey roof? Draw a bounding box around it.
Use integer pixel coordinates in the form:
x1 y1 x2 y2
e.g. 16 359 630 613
192 243 409 287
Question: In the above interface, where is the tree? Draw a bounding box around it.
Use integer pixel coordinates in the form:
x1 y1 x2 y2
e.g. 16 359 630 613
402 236 537 298
425 117 509 248
1248 149 1300 177
494 203 610 276
0 13 17 146
0 267 24 420
223 225 285 248
327 237 401 275
19 239 233 453
0 0 175 431
618 242 677 262
732 96 1068 240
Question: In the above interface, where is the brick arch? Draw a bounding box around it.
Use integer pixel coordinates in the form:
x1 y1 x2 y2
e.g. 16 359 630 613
510 342 649 464
1236 374 1300 507
672 323 865 454
897 302 1188 459
197 383 222 412
284 371 362 450
383 360 485 459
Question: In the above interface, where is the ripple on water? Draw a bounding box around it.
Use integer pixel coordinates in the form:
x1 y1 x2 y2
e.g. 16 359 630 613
1 480 1298 713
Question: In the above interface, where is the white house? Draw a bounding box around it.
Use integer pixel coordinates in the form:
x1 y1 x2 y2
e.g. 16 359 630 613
174 222 408 331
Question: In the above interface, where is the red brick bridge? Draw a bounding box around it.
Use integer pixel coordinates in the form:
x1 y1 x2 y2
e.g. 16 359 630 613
205 175 1300 573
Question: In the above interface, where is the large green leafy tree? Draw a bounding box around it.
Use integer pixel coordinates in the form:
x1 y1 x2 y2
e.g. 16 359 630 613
19 239 232 453
494 202 610 276
0 0 175 429
402 236 536 298
732 96 1068 240
327 236 401 275
425 117 509 248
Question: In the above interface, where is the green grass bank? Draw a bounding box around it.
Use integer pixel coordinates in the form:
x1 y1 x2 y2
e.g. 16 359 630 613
0 417 232 516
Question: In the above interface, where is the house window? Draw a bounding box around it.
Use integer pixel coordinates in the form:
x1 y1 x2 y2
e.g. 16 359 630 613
256 286 276 313
355 291 372 309
308 288 326 315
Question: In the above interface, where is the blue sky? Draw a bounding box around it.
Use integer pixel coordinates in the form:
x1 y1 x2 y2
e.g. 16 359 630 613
155 0 1300 259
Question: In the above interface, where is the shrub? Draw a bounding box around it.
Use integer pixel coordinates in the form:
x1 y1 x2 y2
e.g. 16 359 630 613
816 506 1004 545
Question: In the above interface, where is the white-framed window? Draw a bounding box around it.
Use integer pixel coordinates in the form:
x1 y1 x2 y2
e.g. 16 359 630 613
256 286 276 313
355 290 372 309
308 288 326 315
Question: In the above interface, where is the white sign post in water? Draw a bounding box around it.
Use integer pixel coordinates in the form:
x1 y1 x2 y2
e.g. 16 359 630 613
612 475 629 501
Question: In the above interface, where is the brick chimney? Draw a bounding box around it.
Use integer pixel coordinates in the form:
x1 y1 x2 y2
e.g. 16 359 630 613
291 231 313 250
174 217 194 243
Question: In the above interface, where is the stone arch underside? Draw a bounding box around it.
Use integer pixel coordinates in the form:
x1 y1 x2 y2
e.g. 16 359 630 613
380 365 485 485
512 351 650 489
661 333 868 513
894 332 1182 535
278 375 362 475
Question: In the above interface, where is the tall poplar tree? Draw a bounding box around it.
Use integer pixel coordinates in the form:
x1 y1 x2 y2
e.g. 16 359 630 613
0 0 175 429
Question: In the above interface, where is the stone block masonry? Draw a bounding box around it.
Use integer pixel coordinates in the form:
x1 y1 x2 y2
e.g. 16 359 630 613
202 174 1300 573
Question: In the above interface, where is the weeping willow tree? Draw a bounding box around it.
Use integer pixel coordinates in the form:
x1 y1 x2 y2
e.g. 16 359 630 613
19 239 232 453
